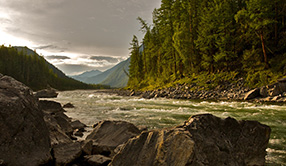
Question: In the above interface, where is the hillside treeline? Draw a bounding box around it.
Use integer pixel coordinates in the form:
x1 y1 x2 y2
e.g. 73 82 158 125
128 0 286 89
0 45 109 90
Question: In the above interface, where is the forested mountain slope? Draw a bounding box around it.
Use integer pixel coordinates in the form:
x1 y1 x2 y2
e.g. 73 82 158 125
14 46 67 78
0 45 108 90
128 0 286 90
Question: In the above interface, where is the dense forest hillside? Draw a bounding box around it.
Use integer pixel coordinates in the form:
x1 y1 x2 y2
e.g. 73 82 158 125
128 0 286 90
0 45 109 90
14 46 67 78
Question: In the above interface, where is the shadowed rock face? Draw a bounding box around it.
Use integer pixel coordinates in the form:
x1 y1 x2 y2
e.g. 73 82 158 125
87 120 141 151
110 114 271 166
184 114 271 166
0 75 52 166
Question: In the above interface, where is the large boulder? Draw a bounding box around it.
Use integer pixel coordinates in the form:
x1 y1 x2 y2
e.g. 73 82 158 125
86 120 141 152
244 88 261 100
110 128 194 166
34 88 58 98
84 155 111 166
40 100 74 144
39 100 66 114
43 113 73 145
278 77 286 92
0 75 52 166
53 142 82 166
110 114 271 166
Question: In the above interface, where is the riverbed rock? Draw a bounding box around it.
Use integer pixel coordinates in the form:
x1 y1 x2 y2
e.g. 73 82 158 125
86 120 141 153
44 113 73 145
34 88 58 98
40 100 74 142
0 75 52 166
39 100 66 114
81 140 93 155
278 78 286 92
244 88 261 100
84 155 111 166
110 114 271 166
53 142 82 166
259 86 268 97
71 120 87 131
63 102 75 108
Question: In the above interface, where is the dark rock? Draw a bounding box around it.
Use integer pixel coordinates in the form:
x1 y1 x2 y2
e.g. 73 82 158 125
259 86 268 97
184 114 270 166
113 144 125 155
84 155 111 166
55 115 73 135
244 88 261 100
137 125 148 132
270 84 282 97
86 120 141 151
53 142 82 166
110 128 194 166
71 120 87 131
110 114 271 166
44 113 73 145
74 129 84 137
278 81 286 93
63 102 75 108
40 100 74 139
81 140 93 155
92 142 112 156
39 100 65 114
278 77 286 82
34 88 58 98
0 75 52 166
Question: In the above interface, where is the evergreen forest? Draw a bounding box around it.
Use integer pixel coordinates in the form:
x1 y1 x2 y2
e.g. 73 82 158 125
0 45 109 90
128 0 286 90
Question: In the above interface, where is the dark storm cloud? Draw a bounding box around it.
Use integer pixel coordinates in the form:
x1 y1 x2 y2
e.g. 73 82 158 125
35 45 62 50
44 55 70 60
1 0 161 55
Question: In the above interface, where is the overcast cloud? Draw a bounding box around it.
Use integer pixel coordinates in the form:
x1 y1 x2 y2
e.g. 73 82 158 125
0 0 161 75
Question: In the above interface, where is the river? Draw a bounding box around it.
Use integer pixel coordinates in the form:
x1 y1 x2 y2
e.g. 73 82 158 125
49 90 286 165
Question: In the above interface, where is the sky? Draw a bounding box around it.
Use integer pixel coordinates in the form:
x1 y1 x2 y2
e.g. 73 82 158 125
0 0 161 75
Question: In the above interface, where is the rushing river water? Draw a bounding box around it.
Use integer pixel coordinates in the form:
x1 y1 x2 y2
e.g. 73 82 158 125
50 90 286 165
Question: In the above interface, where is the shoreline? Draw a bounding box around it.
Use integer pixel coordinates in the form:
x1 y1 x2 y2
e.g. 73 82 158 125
110 81 286 104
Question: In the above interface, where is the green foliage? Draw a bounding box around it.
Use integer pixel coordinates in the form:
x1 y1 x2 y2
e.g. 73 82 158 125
0 45 109 90
245 70 283 88
127 0 286 90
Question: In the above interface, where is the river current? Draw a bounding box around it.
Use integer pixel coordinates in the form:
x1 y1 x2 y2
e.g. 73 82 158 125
49 90 286 165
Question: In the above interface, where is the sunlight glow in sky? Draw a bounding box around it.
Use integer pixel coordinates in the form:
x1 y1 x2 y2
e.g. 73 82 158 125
0 0 161 75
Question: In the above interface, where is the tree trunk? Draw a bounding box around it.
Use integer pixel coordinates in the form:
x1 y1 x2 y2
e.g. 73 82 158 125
260 32 269 69
275 1 278 45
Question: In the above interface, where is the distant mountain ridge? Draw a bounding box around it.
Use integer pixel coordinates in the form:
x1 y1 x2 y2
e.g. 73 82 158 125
71 70 102 83
72 58 130 88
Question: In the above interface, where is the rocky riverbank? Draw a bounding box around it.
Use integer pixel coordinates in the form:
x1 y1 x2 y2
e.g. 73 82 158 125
0 74 272 166
114 77 286 103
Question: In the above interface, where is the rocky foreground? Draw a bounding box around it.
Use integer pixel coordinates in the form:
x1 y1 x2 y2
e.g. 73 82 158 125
0 74 271 166
115 77 286 103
